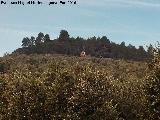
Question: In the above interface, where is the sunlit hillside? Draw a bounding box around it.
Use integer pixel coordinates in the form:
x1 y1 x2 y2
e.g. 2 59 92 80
0 52 159 119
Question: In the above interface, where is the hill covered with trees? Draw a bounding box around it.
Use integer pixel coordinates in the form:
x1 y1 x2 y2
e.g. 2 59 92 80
0 45 160 119
0 29 160 119
13 30 153 61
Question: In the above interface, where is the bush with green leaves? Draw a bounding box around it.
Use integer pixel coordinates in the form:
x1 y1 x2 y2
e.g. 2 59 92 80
0 54 149 120
145 46 160 120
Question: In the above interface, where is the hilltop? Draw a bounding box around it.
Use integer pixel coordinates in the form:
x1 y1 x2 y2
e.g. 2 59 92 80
12 30 153 61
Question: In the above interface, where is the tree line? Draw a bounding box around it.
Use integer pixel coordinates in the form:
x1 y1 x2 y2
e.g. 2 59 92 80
13 30 154 61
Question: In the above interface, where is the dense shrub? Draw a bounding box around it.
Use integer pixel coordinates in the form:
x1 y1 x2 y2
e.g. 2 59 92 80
145 46 160 120
0 54 149 120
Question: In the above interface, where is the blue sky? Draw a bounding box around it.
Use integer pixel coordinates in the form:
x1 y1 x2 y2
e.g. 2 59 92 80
0 0 160 56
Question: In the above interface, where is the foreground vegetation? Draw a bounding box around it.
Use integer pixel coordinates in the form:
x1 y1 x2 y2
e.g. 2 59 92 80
0 47 159 119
